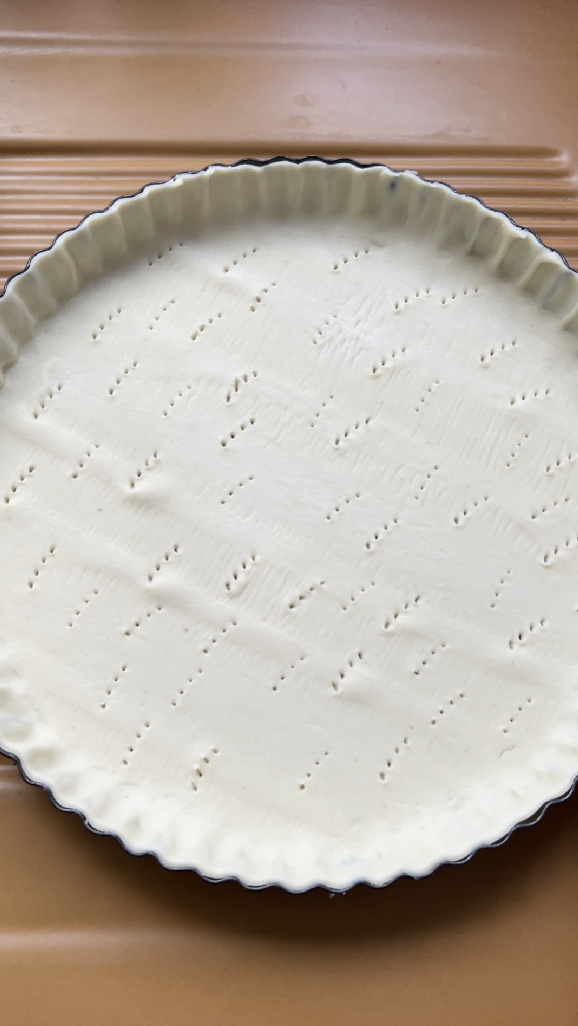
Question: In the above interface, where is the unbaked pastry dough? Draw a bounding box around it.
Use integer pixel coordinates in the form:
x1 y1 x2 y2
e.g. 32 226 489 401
1 161 578 890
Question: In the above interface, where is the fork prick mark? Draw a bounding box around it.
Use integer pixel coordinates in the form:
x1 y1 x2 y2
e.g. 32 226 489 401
226 370 258 405
100 662 128 710
67 586 99 626
108 362 138 396
365 517 400 552
490 568 512 609
288 580 326 611
147 543 180 583
341 579 376 611
191 311 223 341
415 379 440 413
147 297 176 330
71 444 100 479
33 383 63 420
162 385 192 417
27 545 56 590
4 464 35 505
170 621 239 708
129 451 159 489
330 650 365 694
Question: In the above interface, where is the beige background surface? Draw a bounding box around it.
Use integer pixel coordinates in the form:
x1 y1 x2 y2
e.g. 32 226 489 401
1 2 578 1023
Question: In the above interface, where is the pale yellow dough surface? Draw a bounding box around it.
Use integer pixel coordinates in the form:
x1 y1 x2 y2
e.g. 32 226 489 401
1 163 578 890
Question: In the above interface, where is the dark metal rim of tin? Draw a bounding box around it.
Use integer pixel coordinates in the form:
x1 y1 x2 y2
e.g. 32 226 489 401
0 154 576 894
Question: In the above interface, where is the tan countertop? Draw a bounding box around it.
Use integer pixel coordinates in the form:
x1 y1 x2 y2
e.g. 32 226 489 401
1 2 578 1023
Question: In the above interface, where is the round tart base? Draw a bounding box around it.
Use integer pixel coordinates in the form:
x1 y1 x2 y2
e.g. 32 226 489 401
1 159 578 890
